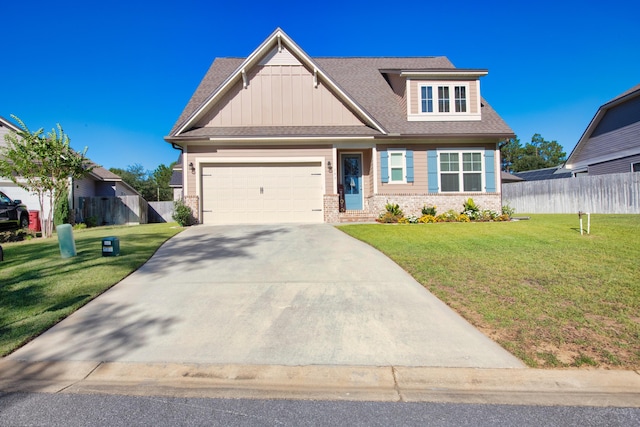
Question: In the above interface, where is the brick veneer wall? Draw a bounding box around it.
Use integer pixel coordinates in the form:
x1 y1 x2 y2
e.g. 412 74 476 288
324 194 340 223
370 193 502 217
184 195 200 224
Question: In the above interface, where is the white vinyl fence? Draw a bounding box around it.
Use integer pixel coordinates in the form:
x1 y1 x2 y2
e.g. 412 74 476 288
502 172 640 214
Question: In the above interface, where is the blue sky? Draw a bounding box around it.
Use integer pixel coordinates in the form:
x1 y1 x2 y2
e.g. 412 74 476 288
2 0 638 172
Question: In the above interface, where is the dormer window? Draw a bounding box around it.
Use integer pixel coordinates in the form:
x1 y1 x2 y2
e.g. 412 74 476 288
420 84 468 115
404 70 486 122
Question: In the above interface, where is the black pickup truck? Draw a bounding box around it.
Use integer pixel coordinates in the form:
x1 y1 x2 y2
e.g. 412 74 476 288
0 191 29 230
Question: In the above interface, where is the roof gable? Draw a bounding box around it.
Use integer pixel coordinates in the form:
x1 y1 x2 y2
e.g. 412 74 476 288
170 28 386 137
566 83 640 169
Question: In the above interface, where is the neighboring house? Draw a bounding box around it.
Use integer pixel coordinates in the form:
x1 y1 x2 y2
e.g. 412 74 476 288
72 165 142 221
512 166 572 181
165 28 513 225
0 116 53 215
500 171 524 183
1 115 141 223
169 153 183 201
565 83 640 176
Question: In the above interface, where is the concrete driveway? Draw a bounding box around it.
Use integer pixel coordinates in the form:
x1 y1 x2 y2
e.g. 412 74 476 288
8 224 523 368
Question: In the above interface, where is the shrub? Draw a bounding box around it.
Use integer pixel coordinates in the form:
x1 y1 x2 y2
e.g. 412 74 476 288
385 202 403 217
84 216 98 228
73 223 87 230
502 204 516 218
377 202 404 223
437 210 459 222
422 205 437 216
462 198 481 220
172 199 194 226
0 228 37 243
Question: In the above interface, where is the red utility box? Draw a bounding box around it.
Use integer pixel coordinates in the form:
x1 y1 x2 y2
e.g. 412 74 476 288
29 210 41 232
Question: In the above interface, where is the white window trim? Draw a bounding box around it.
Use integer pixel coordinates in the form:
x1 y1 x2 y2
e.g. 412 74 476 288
408 80 481 122
631 162 640 173
388 149 407 184
420 83 468 114
437 149 485 193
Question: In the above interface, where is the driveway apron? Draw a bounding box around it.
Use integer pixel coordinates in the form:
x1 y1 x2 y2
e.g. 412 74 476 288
8 224 523 368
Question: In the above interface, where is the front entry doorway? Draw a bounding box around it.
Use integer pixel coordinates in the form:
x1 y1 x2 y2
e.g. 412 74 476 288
341 153 363 210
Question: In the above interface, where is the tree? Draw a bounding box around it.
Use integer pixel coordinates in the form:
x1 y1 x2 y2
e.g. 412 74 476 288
0 115 93 237
152 162 175 201
498 137 522 172
500 134 567 172
110 162 175 201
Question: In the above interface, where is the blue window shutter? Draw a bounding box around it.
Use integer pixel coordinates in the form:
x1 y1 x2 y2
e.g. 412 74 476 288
485 149 496 192
380 151 389 183
427 150 438 193
406 150 414 182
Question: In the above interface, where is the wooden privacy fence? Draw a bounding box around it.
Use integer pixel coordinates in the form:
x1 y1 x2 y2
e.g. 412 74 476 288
148 201 175 223
78 196 148 225
502 172 640 214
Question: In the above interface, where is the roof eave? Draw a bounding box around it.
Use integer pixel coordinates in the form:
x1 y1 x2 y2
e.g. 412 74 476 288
566 86 640 166
400 69 489 79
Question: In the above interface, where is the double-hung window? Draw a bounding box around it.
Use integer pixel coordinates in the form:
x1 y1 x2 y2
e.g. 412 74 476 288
455 86 467 112
420 86 433 113
419 84 468 115
439 151 483 192
389 150 406 183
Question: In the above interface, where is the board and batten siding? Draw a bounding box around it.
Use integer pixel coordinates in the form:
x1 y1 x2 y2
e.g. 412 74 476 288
185 145 333 197
199 65 362 127
502 172 640 214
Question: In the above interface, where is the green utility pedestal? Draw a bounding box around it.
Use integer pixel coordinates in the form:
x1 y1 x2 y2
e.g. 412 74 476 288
102 237 120 256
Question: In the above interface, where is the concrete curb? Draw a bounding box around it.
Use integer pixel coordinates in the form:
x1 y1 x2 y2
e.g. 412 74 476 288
1 360 639 407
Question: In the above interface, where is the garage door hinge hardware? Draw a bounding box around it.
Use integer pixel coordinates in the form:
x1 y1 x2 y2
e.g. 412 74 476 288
260 187 264 194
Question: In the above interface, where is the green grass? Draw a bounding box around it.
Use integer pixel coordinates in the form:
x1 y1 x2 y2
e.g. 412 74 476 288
338 215 640 369
0 223 183 356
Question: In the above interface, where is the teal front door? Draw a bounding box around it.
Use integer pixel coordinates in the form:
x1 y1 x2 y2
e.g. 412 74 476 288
342 154 363 210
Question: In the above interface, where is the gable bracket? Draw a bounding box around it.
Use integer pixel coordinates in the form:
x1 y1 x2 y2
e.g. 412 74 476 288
313 68 318 88
241 69 248 89
277 34 282 52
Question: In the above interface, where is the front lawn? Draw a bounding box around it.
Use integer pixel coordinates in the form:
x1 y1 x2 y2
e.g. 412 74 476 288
0 223 183 356
338 215 640 369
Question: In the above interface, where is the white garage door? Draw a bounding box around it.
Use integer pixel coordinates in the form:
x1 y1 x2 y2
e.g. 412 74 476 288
201 162 324 225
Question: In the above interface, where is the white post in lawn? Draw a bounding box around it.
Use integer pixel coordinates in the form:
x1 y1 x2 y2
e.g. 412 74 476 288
579 211 584 235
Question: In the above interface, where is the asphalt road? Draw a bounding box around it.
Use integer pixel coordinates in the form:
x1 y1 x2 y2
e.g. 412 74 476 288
1 392 638 426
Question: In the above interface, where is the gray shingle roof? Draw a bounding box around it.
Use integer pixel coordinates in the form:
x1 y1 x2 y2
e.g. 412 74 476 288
168 54 513 139
170 170 183 187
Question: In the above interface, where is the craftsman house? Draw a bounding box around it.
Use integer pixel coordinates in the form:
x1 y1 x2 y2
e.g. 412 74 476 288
165 28 513 225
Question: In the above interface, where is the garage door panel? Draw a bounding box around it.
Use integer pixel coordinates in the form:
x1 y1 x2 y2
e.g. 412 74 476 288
201 162 323 225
